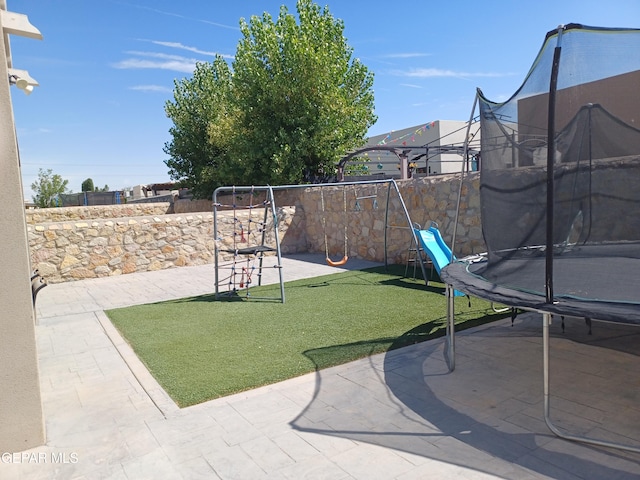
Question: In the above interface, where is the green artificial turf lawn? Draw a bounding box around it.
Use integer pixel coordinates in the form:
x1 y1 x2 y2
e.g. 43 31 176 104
106 265 508 407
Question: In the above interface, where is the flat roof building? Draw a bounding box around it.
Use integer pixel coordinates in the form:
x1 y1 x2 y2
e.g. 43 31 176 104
347 120 480 178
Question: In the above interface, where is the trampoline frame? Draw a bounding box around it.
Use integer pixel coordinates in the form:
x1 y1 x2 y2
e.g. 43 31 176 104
443 24 640 453
445 291 640 454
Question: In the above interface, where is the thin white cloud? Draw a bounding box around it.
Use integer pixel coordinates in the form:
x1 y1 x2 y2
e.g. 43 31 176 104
113 57 196 73
146 40 234 59
112 42 233 74
113 51 200 72
198 19 240 31
400 83 422 89
395 68 514 79
116 2 239 31
129 85 172 93
125 51 195 61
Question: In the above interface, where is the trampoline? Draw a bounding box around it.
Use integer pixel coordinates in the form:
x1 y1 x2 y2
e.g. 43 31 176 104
440 24 640 452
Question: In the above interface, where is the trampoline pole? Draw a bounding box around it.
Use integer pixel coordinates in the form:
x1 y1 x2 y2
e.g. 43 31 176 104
542 313 554 431
545 26 564 304
445 284 456 371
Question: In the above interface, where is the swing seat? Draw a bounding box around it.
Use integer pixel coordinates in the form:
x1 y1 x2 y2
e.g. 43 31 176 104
326 255 348 267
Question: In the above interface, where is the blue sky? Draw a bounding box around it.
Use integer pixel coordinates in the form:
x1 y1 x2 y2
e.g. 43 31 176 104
8 0 640 198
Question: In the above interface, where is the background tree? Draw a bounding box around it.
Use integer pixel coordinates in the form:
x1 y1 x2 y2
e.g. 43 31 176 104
163 0 376 197
164 58 234 199
81 178 94 192
229 0 376 185
81 178 110 193
31 168 70 208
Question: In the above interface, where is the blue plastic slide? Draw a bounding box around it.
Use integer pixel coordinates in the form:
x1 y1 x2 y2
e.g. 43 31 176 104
414 225 464 296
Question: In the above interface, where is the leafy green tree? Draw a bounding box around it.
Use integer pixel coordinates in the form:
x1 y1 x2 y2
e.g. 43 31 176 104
344 156 372 176
229 0 376 185
81 178 94 192
164 58 234 199
31 168 70 208
163 0 376 198
81 178 110 193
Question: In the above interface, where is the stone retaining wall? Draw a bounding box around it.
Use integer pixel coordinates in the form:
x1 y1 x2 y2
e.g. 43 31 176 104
28 175 483 283
28 208 300 283
300 174 482 265
26 203 172 224
29 214 213 283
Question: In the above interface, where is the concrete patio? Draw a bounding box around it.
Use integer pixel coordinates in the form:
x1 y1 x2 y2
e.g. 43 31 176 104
2 253 639 479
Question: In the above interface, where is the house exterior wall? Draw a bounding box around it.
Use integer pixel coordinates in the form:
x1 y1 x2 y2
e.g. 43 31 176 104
431 120 475 174
518 70 640 139
0 17 45 452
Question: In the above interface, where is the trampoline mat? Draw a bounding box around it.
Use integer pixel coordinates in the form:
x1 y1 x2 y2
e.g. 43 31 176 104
441 243 640 324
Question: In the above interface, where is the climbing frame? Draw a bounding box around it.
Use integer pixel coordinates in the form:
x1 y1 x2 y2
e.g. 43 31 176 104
213 186 285 302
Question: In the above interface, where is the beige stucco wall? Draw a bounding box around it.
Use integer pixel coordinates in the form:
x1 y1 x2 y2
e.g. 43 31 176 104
0 23 45 452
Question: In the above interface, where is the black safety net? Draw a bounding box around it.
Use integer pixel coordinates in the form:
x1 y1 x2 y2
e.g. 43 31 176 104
442 24 640 322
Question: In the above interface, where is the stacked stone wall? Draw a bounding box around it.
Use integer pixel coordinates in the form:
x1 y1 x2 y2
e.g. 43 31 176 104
29 208 300 284
26 203 172 224
301 174 482 265
28 175 483 283
29 214 212 283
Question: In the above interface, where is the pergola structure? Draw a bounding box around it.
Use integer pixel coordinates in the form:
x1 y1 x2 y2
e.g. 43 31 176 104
337 144 480 181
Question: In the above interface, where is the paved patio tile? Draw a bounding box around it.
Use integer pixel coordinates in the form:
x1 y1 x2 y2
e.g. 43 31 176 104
2 257 639 479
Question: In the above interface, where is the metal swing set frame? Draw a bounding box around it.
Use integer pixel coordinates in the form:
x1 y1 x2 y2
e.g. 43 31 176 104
213 178 422 303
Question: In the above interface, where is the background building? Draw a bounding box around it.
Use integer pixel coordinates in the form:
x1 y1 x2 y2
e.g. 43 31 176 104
348 120 480 178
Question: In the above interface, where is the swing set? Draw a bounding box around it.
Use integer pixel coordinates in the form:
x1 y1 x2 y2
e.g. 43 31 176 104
213 179 422 303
